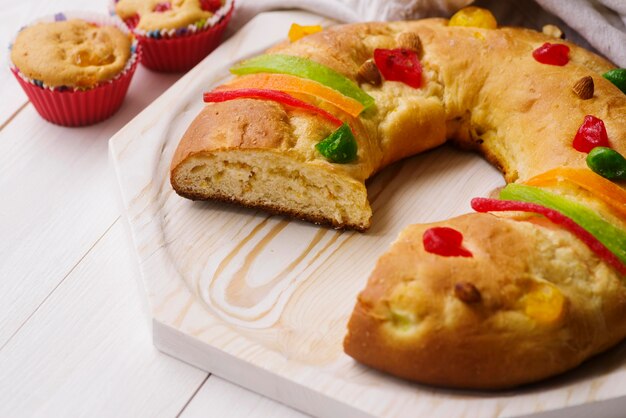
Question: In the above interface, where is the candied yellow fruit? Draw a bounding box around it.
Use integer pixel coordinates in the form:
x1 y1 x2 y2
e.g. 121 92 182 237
521 283 565 323
288 23 323 43
72 50 114 67
449 7 497 30
389 308 417 331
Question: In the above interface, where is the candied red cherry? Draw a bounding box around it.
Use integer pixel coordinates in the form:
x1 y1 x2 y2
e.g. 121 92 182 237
123 13 140 29
573 115 610 153
532 42 570 66
423 227 473 257
153 2 171 12
373 48 423 89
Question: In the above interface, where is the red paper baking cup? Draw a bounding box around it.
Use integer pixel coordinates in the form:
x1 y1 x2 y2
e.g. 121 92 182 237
137 4 233 72
11 57 139 127
9 11 140 127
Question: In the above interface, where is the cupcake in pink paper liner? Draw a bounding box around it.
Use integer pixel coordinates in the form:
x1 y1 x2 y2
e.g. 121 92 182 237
112 0 234 72
9 12 140 127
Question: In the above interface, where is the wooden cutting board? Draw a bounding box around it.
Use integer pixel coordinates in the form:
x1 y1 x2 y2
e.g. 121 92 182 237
109 10 626 418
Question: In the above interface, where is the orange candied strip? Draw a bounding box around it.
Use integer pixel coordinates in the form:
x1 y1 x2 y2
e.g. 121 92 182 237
525 167 626 220
216 73 365 117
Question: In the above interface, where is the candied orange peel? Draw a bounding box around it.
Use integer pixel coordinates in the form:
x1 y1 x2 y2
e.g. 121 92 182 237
218 73 365 117
288 23 323 42
524 167 626 220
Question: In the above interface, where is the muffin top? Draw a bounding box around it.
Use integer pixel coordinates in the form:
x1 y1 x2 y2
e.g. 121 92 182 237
115 0 224 31
10 19 132 89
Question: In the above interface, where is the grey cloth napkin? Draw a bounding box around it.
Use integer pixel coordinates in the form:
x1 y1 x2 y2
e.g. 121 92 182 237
231 0 471 27
232 0 626 67
535 0 626 67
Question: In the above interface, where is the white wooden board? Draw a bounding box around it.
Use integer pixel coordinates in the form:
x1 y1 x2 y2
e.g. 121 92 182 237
109 11 626 418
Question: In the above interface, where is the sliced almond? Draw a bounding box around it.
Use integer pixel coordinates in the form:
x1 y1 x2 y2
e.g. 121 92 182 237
573 76 594 100
397 31 423 56
357 59 381 86
542 24 564 39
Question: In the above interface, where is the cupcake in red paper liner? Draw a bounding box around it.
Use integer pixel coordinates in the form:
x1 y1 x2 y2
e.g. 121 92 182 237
9 12 140 127
112 0 234 72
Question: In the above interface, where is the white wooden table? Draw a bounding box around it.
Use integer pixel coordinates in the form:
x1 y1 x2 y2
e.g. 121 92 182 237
2 0 622 417
0 0 304 416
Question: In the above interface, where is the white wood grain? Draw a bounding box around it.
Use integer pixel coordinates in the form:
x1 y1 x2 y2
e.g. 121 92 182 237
0 2 306 416
110 10 626 418
181 376 308 418
0 62 180 348
0 1 306 416
0 0 179 354
1 1 621 417
0 220 208 417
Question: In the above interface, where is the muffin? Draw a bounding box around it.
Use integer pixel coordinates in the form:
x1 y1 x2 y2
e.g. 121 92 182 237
112 0 234 72
9 12 139 126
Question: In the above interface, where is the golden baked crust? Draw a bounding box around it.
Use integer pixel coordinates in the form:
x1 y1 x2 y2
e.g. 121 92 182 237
115 0 222 31
10 19 131 88
170 98 374 229
343 213 626 389
170 17 626 388
171 19 625 230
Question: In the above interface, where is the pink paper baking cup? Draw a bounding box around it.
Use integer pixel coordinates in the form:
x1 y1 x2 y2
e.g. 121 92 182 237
137 4 233 72
9 11 140 127
11 58 138 127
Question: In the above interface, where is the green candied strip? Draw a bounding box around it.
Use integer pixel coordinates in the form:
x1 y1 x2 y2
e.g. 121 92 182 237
500 183 626 266
230 54 375 110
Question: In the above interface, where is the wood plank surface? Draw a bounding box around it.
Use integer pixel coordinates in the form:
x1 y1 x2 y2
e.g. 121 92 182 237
2 0 623 416
0 1 308 415
181 376 307 418
0 66 180 348
0 220 208 417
